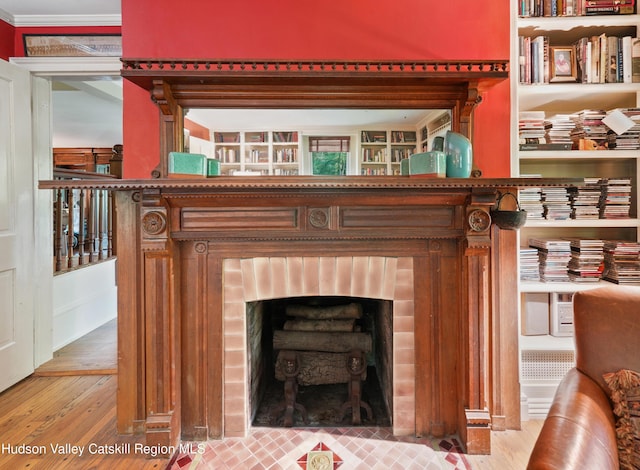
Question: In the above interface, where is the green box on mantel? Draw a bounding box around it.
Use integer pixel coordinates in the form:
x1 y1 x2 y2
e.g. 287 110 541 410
168 152 207 177
207 158 221 176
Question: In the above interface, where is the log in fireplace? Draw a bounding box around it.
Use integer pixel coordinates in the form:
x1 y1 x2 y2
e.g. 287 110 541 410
256 298 384 428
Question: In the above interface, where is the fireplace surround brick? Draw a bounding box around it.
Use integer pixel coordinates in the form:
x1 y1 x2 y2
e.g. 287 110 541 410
222 256 415 437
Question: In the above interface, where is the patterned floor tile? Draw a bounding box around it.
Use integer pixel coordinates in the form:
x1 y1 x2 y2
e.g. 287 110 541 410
166 427 472 470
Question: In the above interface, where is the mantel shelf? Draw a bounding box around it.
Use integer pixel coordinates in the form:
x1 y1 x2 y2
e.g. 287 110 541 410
39 176 582 191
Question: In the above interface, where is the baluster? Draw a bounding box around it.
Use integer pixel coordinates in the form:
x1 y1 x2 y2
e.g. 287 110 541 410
54 189 64 272
66 189 75 269
87 189 96 262
107 191 114 258
77 189 86 265
99 190 106 260
83 189 93 264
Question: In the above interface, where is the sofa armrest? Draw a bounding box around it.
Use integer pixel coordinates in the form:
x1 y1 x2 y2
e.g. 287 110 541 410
527 368 619 470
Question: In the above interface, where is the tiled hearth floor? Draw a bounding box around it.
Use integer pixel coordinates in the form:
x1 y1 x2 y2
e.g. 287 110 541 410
167 427 472 470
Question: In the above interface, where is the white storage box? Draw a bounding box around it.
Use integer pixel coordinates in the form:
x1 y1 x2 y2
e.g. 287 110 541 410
550 292 574 337
522 293 550 336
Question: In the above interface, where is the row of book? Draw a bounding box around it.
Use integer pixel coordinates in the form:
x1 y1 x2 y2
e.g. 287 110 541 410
519 0 636 17
518 34 640 85
521 238 640 283
519 109 640 151
519 177 632 221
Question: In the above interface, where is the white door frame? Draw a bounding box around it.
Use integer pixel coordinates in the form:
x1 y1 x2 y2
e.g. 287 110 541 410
9 56 121 367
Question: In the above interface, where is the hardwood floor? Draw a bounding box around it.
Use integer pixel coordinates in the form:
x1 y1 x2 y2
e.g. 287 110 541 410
468 420 542 469
33 319 117 376
0 375 168 469
0 320 542 469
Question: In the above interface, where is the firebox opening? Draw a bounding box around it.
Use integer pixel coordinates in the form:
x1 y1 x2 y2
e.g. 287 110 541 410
248 296 393 428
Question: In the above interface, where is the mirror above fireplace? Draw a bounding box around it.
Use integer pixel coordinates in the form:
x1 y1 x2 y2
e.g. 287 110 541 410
120 58 509 178
183 107 451 176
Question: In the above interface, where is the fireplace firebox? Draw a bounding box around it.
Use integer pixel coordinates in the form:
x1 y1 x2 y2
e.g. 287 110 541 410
248 296 393 428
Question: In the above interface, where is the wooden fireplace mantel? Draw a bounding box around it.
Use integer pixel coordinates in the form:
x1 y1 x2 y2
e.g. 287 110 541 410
90 57 568 454
39 175 580 454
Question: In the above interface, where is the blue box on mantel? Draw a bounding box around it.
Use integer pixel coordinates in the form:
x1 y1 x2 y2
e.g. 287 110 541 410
168 152 207 177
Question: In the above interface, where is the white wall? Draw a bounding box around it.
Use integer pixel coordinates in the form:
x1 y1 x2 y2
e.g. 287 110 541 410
52 259 117 350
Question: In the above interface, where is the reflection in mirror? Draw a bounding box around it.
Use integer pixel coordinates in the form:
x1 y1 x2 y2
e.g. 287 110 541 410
184 108 451 176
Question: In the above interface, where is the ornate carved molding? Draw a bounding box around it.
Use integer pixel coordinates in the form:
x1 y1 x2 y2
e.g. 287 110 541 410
142 210 167 236
122 58 508 77
308 208 330 229
468 209 491 233
39 176 581 191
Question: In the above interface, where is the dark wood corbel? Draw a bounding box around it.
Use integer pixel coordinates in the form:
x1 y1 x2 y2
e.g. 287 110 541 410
151 79 177 116
150 81 183 178
461 82 484 177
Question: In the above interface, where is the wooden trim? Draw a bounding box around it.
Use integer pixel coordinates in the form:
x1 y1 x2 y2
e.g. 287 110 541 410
39 176 582 191
115 191 146 434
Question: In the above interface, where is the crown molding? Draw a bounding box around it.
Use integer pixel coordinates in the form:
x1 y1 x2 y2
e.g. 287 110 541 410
9 56 121 76
0 8 14 24
10 14 121 27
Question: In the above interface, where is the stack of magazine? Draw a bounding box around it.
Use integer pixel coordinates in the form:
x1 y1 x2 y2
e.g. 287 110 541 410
570 109 609 150
567 238 605 282
568 177 602 220
518 111 547 150
541 187 572 220
530 238 572 282
520 248 541 281
607 108 640 150
603 241 640 284
599 178 632 219
545 114 575 149
519 184 545 220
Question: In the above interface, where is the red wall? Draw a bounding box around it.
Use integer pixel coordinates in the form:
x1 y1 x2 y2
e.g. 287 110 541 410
1 21 120 60
0 20 14 60
122 0 511 178
12 26 120 57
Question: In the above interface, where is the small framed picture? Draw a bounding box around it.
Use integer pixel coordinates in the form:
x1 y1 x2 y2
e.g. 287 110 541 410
550 46 577 83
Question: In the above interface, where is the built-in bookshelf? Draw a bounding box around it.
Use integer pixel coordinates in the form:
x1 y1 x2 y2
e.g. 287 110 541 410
213 130 301 175
511 4 640 419
419 126 429 152
390 131 417 170
272 132 300 175
360 130 417 175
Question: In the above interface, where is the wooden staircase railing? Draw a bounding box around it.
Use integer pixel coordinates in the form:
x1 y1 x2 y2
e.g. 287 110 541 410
52 168 118 273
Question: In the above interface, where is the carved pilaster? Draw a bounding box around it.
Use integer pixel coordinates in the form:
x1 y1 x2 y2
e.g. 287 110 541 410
180 240 213 440
140 190 180 450
462 189 495 453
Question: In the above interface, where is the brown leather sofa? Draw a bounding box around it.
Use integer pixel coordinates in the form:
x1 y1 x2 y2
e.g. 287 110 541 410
527 285 640 470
